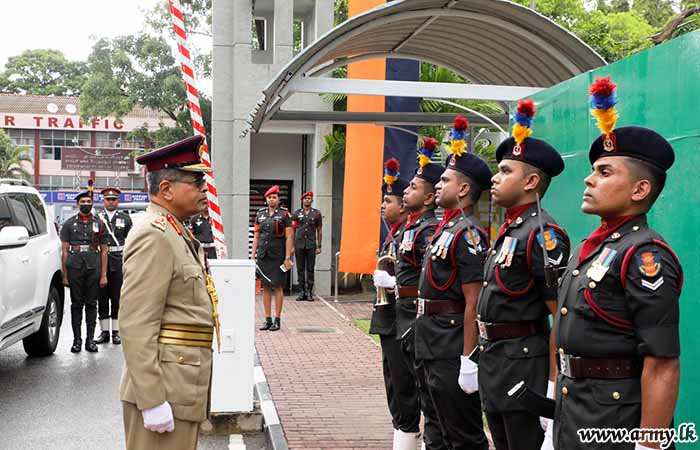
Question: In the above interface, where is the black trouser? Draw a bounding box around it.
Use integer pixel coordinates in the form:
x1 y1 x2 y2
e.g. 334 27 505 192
401 337 449 450
485 411 544 450
203 245 217 259
423 358 489 450
295 246 316 291
379 334 421 433
68 266 100 340
98 264 122 322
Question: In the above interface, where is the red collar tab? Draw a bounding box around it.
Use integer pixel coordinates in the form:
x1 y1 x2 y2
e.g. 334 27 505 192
166 215 182 235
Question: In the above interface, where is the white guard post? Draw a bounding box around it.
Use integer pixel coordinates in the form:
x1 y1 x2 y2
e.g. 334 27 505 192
209 259 256 413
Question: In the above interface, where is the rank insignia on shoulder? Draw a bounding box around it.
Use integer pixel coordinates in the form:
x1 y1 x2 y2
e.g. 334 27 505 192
536 228 557 251
637 251 661 278
641 276 664 291
151 215 167 231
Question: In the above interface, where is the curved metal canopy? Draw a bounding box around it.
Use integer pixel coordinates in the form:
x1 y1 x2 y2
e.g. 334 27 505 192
244 0 606 136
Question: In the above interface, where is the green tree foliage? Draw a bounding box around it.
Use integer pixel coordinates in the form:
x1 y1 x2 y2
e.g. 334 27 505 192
575 9 655 61
0 49 86 96
80 34 211 148
0 130 31 179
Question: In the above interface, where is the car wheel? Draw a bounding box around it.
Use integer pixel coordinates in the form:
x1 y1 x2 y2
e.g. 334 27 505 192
22 286 61 357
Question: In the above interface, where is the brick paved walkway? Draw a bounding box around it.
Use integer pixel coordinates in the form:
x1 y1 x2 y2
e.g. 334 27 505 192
255 294 392 450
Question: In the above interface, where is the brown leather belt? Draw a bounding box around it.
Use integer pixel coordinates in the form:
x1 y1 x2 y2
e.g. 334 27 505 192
70 244 99 253
559 353 643 379
477 320 548 342
416 298 465 316
397 286 419 298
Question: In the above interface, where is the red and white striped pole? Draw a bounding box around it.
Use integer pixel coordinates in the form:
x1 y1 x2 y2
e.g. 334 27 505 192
169 0 227 258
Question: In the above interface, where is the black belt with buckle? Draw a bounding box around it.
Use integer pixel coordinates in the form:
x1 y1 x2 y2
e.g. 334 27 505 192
558 353 643 379
477 319 548 342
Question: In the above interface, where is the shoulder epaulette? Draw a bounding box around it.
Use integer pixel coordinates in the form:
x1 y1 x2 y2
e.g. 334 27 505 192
151 214 167 232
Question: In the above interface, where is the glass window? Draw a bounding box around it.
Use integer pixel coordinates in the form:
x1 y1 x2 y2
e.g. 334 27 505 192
6 194 37 236
0 195 11 232
252 18 266 51
25 194 47 235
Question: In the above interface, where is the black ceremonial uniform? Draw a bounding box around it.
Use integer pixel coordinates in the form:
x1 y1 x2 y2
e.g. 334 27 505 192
60 213 108 341
292 207 322 296
415 209 489 450
255 207 292 288
98 210 132 326
554 215 682 450
476 204 570 450
190 213 216 259
370 220 421 434
395 210 447 450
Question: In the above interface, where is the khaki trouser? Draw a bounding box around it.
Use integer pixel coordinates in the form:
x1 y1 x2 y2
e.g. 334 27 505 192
122 401 200 450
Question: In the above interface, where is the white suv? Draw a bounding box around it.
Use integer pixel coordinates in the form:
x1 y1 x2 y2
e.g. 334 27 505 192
0 179 64 356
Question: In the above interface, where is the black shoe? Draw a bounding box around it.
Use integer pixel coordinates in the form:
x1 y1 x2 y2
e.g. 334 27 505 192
259 317 273 331
269 318 281 331
296 292 306 301
112 331 121 345
85 340 98 353
94 331 111 344
70 338 82 353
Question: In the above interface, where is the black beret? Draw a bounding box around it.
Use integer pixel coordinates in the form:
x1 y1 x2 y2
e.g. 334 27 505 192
415 162 443 187
589 126 674 172
496 137 564 177
75 191 92 202
382 177 410 198
445 153 492 191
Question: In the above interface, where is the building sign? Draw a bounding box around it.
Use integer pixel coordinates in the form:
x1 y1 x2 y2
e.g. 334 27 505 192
41 191 149 204
61 147 135 172
0 113 165 132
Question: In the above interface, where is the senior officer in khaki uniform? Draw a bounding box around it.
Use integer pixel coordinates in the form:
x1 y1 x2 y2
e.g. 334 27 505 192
119 135 215 450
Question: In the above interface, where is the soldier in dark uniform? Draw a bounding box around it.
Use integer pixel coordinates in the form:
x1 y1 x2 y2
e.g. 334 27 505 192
189 209 217 259
475 100 570 450
415 116 490 450
60 191 109 353
395 138 448 450
292 191 322 301
553 77 683 450
252 185 293 332
370 158 421 449
95 187 133 345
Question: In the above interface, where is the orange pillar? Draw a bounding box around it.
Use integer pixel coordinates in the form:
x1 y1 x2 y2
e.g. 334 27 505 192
338 0 386 274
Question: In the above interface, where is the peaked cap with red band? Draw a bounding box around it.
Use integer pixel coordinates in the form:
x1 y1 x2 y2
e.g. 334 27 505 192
136 135 212 173
100 187 121 198
265 185 280 197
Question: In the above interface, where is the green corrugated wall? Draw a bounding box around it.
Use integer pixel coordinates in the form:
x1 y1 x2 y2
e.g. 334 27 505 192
527 31 700 443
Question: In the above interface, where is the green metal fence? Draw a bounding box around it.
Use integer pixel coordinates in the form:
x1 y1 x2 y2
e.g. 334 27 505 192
527 31 700 442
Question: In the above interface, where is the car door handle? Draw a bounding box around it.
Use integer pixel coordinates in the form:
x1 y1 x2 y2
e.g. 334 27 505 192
21 257 30 264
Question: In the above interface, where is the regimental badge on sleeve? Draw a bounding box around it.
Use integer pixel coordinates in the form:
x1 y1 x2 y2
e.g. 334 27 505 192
465 227 483 255
637 251 661 278
536 228 558 251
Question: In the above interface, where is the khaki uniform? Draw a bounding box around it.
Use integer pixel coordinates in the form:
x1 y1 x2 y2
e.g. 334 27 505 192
119 202 213 450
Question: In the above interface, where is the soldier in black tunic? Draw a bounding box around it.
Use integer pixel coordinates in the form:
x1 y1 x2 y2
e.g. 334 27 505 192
475 100 570 450
292 191 322 301
60 191 109 353
395 138 447 450
553 77 683 450
370 158 422 449
252 185 293 332
415 116 490 450
189 210 216 259
95 187 133 345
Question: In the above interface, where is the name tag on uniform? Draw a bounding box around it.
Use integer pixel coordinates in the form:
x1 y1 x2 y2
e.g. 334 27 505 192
116 218 125 228
586 247 618 282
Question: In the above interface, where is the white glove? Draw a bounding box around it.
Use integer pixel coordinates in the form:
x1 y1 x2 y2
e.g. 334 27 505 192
540 380 556 430
373 270 396 289
540 421 554 450
635 444 658 450
458 355 479 394
142 401 175 433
